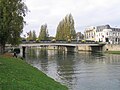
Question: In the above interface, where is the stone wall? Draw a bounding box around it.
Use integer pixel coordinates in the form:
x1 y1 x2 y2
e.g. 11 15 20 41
104 44 120 51
78 45 91 51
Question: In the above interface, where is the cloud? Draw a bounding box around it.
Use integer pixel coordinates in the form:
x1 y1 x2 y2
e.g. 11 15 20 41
23 0 120 37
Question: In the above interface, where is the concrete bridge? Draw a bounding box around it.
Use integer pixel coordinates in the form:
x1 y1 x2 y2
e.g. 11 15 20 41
6 42 106 58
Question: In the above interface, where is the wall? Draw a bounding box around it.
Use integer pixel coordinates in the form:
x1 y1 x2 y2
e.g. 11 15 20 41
104 44 120 51
78 45 105 52
78 45 91 51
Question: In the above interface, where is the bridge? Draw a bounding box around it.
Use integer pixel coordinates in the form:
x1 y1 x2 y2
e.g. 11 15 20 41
6 42 106 58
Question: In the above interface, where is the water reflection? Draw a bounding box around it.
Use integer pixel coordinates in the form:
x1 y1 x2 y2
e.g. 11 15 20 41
56 51 77 89
25 48 120 90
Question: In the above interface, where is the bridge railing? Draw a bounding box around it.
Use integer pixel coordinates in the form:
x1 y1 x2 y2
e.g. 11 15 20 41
21 40 101 44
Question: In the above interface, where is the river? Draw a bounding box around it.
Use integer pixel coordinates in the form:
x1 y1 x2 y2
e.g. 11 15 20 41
25 48 120 90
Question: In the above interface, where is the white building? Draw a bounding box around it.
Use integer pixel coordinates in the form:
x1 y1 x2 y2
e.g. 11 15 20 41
96 25 120 44
84 26 96 41
84 25 120 44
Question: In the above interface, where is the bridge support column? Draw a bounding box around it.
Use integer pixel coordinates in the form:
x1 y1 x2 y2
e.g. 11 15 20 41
20 46 26 58
22 47 26 58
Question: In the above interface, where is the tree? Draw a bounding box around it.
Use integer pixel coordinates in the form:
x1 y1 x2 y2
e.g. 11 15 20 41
27 30 33 41
27 30 37 41
38 24 49 40
32 30 37 41
0 0 28 53
56 14 76 40
56 21 66 40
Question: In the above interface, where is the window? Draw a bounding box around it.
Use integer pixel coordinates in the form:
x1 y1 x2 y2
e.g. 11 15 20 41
115 38 117 42
106 32 108 35
105 38 109 42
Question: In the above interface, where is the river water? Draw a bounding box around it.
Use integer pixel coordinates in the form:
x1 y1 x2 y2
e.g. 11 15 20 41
25 48 120 90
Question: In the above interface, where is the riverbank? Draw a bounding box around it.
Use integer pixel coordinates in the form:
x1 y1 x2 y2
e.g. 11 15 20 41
0 56 68 90
105 51 120 54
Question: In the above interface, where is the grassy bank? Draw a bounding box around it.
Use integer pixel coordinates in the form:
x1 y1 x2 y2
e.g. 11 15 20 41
0 56 68 90
105 51 120 54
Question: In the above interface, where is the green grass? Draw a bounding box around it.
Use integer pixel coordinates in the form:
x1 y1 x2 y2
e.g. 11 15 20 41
105 51 120 54
0 56 68 90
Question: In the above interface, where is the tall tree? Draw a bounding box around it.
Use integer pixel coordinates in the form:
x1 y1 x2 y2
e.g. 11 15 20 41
0 0 28 53
32 30 37 41
56 14 76 40
38 24 49 40
27 30 33 41
56 21 64 40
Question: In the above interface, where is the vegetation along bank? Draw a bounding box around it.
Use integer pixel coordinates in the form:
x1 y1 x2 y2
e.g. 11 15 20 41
105 51 120 54
0 56 68 90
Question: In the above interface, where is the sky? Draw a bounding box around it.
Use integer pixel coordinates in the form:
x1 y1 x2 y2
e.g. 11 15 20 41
23 0 120 37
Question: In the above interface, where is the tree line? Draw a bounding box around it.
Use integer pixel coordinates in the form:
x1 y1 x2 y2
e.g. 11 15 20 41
26 14 76 41
26 24 49 41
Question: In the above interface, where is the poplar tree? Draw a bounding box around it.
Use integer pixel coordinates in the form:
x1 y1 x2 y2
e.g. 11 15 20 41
32 30 37 41
38 24 49 40
27 30 33 41
0 0 28 53
56 14 76 40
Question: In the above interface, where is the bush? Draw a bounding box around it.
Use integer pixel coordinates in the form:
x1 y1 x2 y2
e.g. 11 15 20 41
14 48 20 54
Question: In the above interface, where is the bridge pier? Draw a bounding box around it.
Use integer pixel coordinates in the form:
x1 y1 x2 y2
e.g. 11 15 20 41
20 46 26 58
22 47 26 58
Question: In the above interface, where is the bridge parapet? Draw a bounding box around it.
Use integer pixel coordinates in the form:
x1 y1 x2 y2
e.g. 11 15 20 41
19 43 105 47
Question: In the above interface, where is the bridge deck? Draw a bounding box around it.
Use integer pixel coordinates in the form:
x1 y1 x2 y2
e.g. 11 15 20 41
6 42 105 47
19 43 105 47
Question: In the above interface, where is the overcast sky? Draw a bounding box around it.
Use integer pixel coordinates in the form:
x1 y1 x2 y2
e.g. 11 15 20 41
23 0 120 37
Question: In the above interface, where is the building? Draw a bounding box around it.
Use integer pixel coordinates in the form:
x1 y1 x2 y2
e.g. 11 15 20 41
96 25 120 44
76 32 84 41
96 25 111 42
84 26 96 41
84 25 120 44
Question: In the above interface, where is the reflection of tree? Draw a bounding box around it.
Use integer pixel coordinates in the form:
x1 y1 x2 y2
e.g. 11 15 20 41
26 48 48 72
39 49 48 72
37 49 47 58
56 51 76 88
25 47 39 66
28 47 37 58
